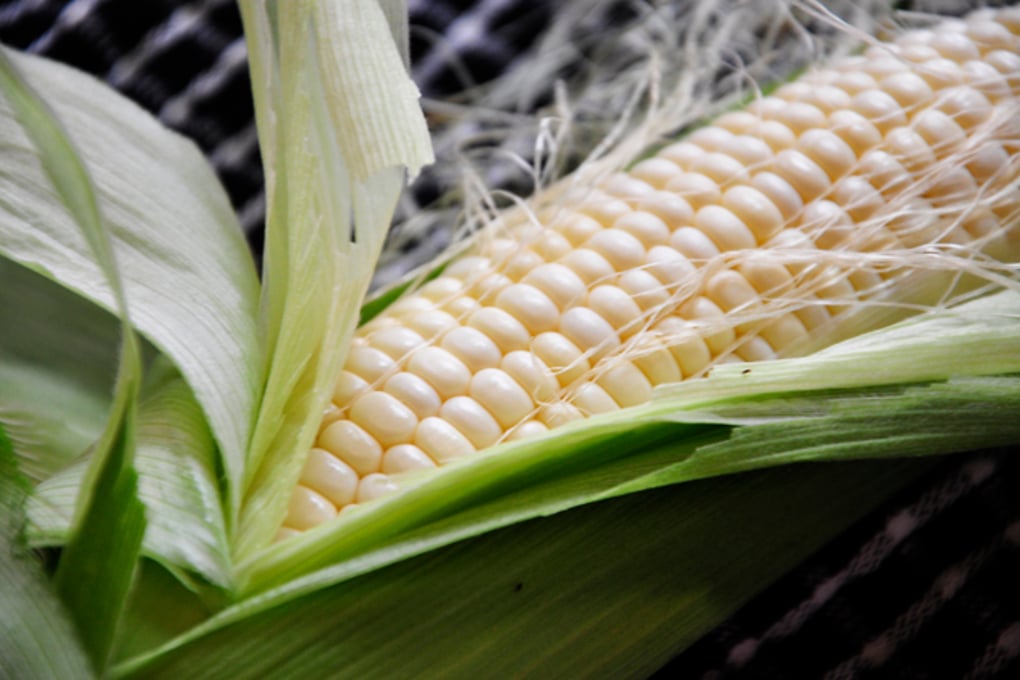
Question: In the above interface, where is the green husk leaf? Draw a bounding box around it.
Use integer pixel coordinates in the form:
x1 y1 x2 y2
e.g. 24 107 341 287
0 46 260 516
235 0 432 560
0 47 148 672
27 365 232 589
115 458 929 679
240 290 1020 591
0 426 95 680
0 256 117 481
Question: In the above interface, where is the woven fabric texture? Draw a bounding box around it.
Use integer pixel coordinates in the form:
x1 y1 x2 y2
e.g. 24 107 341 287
1 1 1017 677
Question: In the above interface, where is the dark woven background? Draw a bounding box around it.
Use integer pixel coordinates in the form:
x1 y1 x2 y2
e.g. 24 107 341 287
1 1 1017 677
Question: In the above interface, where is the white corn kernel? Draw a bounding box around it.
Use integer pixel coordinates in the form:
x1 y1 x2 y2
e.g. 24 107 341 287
334 370 370 406
587 285 643 334
379 444 434 477
349 391 418 447
470 368 535 429
368 326 426 360
495 283 560 334
695 205 757 251
467 306 531 352
383 372 442 419
597 361 653 407
522 263 588 310
586 229 646 271
441 326 502 373
572 382 620 415
532 331 590 387
300 448 358 508
318 420 383 476
285 485 337 531
415 417 476 462
501 350 559 402
356 473 399 504
560 307 621 361
407 346 472 399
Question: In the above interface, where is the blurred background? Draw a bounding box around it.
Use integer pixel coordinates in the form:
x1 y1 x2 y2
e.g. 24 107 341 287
0 0 1017 676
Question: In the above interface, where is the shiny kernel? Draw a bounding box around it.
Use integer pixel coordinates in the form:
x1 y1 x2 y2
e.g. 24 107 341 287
383 372 442 419
664 172 722 208
930 30 981 62
687 126 736 150
318 420 383 476
828 109 883 156
636 191 695 228
659 141 703 168
880 72 934 108
467 306 530 353
386 443 439 475
858 149 912 198
572 383 620 415
470 368 535 429
440 326 502 373
773 150 831 201
706 270 760 314
678 296 737 356
722 185 785 243
523 263 588 310
695 205 757 251
645 244 697 286
771 101 828 133
670 226 721 261
714 110 759 133
720 134 774 166
415 417 476 462
966 142 1011 184
831 177 886 222
368 326 426 360
630 157 684 189
884 127 936 173
690 152 749 185
614 211 671 247
349 391 418 447
558 248 616 285
334 370 370 406
751 172 804 221
558 213 604 246
597 361 653 407
914 58 966 89
797 129 856 181
736 335 776 362
301 448 358 508
961 60 1012 102
532 332 590 387
531 229 573 261
586 229 646 271
588 285 644 333
539 402 584 428
852 89 909 132
440 396 502 448
656 317 713 376
831 71 879 96
560 307 620 361
760 313 810 354
631 338 683 385
495 283 560 334
501 350 559 403
506 420 549 441
285 485 337 531
756 120 798 151
406 346 472 399
404 309 459 339
444 256 491 279
601 172 655 201
579 196 632 226
619 270 671 310
938 86 993 129
356 473 399 504
418 277 464 302
345 345 397 384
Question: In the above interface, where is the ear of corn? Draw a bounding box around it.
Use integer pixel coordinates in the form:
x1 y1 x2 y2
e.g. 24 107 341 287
281 7 1020 536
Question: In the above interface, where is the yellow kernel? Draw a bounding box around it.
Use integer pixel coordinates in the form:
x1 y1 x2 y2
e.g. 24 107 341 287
300 448 358 508
470 368 535 429
383 372 442 419
318 420 383 476
406 346 472 399
415 417 476 462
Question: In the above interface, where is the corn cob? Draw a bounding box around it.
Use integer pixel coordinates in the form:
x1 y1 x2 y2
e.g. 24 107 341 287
279 8 1020 537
